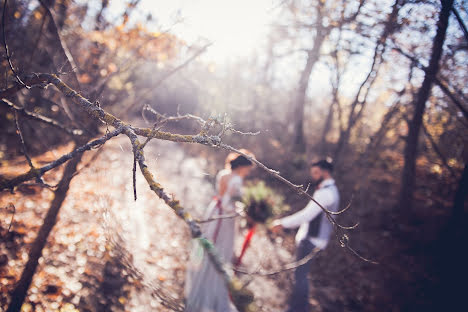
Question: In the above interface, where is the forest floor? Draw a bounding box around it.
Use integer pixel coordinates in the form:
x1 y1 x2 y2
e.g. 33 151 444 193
0 134 460 312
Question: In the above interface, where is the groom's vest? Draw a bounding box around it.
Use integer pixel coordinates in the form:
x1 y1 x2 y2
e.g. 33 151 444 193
307 183 333 238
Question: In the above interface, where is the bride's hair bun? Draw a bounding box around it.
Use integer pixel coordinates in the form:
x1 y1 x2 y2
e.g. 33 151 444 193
225 149 255 170
230 155 252 169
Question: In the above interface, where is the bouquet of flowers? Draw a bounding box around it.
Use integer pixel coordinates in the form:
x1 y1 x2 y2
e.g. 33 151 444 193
242 181 289 225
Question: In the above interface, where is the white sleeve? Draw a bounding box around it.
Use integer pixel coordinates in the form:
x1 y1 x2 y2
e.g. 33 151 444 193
279 189 333 229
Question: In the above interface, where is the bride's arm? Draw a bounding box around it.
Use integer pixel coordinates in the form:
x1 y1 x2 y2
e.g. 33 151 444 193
228 177 243 202
218 174 228 197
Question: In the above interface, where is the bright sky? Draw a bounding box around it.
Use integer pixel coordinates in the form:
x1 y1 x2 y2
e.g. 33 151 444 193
138 0 277 63
99 0 365 93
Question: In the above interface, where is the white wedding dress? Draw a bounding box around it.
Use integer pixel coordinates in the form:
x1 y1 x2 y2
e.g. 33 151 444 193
184 169 241 312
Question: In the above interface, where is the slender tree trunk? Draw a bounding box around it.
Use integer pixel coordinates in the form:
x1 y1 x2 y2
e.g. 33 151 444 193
292 31 326 154
397 0 454 212
7 148 84 312
319 101 334 157
333 128 349 164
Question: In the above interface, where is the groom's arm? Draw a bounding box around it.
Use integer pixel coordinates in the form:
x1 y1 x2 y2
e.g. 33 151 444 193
279 200 323 229
271 190 334 231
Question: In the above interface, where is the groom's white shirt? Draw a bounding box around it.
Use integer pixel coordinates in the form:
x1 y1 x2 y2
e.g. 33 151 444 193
279 178 340 249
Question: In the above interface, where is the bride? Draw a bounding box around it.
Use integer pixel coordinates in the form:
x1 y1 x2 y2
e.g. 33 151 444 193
185 151 254 312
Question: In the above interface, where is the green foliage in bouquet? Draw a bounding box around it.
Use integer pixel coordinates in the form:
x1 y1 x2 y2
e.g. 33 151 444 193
242 181 289 224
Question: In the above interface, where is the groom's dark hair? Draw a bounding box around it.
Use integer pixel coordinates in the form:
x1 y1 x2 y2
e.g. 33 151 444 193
311 159 333 173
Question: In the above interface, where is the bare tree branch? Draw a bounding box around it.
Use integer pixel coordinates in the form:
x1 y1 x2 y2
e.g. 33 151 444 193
142 103 206 128
422 121 457 177
0 128 123 192
196 212 241 223
0 98 83 136
234 247 320 276
434 79 468 121
0 74 49 98
392 45 468 121
452 6 468 42
142 104 260 136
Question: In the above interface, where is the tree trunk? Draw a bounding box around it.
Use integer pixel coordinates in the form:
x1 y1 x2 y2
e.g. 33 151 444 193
397 0 453 212
319 101 334 157
292 31 326 154
435 161 468 311
449 162 468 229
7 148 84 312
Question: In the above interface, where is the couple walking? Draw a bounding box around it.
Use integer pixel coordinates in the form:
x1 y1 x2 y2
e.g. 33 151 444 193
184 152 339 312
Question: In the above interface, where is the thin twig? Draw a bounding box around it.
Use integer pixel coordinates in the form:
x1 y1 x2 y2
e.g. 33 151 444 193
132 151 137 201
13 111 35 171
233 247 320 276
343 242 378 264
21 181 58 190
196 212 241 223
7 203 14 232
3 203 16 234
143 104 206 127
229 129 260 136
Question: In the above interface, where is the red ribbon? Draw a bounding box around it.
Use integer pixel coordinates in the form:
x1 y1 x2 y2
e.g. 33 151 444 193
235 225 256 269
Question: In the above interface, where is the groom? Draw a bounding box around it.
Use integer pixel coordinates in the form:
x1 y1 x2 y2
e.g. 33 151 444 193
271 159 340 312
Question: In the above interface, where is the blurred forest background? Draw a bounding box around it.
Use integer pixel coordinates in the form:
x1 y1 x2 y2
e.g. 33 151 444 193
0 0 467 311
